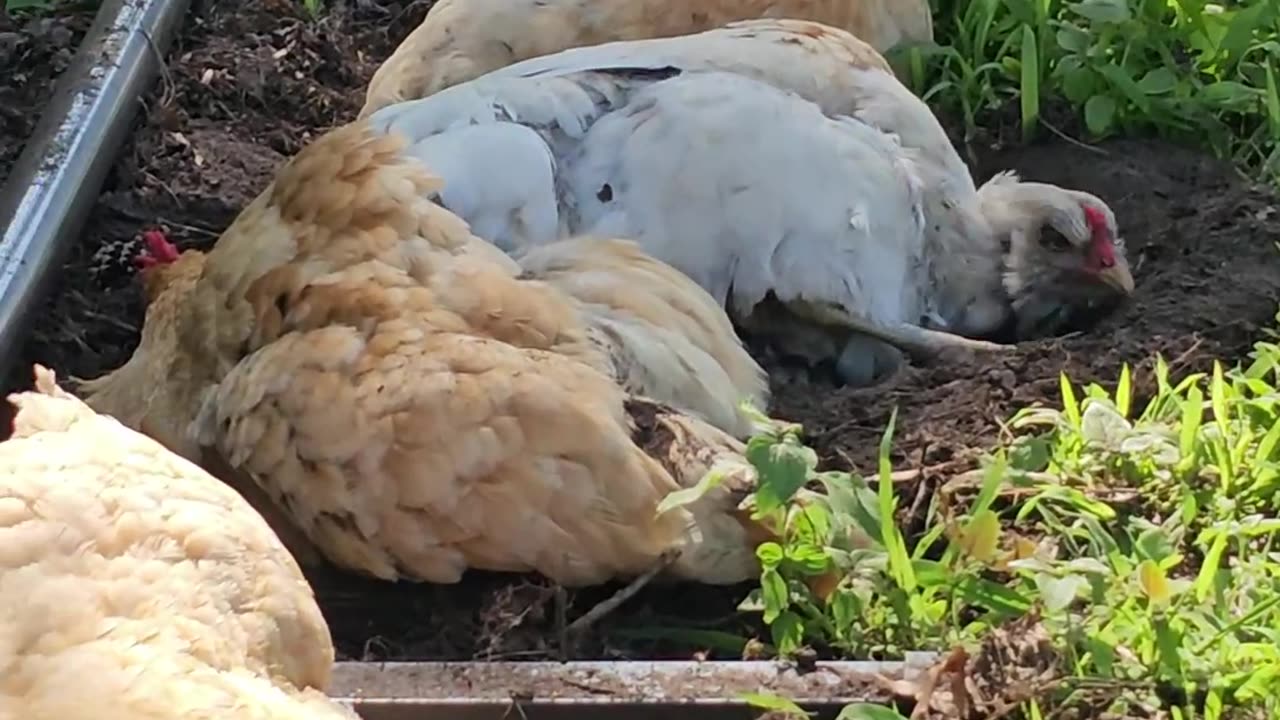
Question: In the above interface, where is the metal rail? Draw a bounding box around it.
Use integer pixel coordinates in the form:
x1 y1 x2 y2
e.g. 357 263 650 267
331 658 938 719
0 0 191 381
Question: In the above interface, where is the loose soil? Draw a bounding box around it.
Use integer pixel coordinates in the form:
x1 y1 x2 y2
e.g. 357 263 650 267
0 4 94 187
3 0 1279 663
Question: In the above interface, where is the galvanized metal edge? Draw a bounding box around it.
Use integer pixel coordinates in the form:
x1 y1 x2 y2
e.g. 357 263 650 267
0 0 191 382
331 657 939 720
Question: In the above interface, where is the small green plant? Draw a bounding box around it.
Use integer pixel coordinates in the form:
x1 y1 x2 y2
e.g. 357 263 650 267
920 0 1280 187
701 310 1280 717
730 410 1023 661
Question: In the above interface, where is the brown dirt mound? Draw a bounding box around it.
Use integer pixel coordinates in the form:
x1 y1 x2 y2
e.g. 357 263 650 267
3 0 1278 662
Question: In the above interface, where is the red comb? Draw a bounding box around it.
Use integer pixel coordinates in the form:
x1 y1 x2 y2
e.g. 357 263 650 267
1081 205 1116 268
133 229 180 270
1082 205 1107 230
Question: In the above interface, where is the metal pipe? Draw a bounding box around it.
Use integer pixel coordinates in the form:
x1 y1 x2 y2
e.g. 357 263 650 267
0 0 191 381
331 657 939 719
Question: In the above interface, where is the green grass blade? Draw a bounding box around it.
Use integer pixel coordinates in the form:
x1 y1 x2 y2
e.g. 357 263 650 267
1020 25 1042 141
877 408 915 591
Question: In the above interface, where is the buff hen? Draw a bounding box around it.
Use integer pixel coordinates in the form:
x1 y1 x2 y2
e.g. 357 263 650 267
0 365 356 720
361 19 1135 386
360 0 934 117
78 120 767 588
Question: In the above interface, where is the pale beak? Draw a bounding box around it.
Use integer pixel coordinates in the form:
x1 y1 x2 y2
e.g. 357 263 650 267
1097 259 1135 295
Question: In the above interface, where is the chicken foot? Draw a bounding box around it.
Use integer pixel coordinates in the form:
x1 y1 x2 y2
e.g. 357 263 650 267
788 299 1014 365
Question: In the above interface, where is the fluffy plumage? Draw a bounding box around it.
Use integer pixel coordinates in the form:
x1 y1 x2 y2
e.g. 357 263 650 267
0 365 355 720
360 0 933 117
79 121 767 587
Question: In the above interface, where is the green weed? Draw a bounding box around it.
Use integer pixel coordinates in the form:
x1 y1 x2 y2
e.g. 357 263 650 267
681 311 1280 718
912 0 1280 186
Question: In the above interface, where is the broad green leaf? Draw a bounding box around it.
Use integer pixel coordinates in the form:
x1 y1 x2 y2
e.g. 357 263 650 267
1080 399 1131 448
1068 0 1131 24
957 509 1002 563
1201 81 1260 110
785 543 832 575
817 472 883 548
770 610 805 655
1055 25 1091 53
1137 559 1171 607
1218 2 1270 63
742 692 812 719
1135 528 1176 563
836 704 910 720
829 589 859 636
1136 68 1178 95
760 568 789 623
1058 58 1098 104
748 437 817 515
791 502 833 547
757 542 785 569
1035 573 1088 612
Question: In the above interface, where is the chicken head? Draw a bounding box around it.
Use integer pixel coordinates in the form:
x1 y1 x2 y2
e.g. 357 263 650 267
979 172 1135 340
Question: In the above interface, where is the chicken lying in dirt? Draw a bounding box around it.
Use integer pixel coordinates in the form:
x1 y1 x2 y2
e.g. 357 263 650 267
360 0 934 117
78 124 772 588
0 365 357 720
360 19 1136 387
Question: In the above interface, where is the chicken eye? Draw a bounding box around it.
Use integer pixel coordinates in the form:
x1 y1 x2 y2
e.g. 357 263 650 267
1038 226 1073 252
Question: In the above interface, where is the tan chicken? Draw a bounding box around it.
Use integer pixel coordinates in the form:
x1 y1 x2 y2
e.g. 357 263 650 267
360 0 934 117
78 122 767 588
0 365 356 720
358 19 1136 386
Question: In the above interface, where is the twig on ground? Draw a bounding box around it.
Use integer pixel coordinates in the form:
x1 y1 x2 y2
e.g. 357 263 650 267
563 549 682 647
1038 118 1110 156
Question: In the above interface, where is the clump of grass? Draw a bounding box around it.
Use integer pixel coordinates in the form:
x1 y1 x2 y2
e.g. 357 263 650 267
671 311 1280 718
901 0 1280 187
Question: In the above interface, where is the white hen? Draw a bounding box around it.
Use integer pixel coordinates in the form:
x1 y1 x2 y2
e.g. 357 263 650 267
368 19 1135 384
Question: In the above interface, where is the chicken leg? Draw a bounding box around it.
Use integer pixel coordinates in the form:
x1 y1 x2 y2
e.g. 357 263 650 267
788 298 1014 365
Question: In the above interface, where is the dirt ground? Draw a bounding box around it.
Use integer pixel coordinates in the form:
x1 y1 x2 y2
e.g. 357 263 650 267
0 6 93 187
3 0 1279 662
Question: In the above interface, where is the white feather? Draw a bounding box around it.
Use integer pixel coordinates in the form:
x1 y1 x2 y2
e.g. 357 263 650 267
560 71 929 328
369 64 935 331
